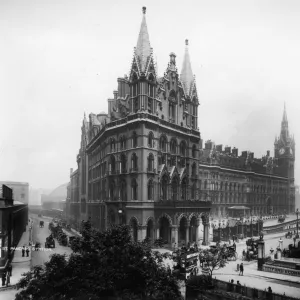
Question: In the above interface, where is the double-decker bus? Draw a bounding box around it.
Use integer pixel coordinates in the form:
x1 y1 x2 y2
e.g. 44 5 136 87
173 250 199 280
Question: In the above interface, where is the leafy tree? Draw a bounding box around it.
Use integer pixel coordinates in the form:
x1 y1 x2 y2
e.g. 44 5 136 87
15 221 182 300
198 245 229 279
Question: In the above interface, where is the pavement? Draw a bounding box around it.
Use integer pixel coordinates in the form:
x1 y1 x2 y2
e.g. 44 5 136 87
0 221 33 299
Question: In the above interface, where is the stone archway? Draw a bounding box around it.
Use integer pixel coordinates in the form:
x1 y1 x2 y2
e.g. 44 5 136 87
178 216 188 246
146 218 154 241
189 216 198 243
129 217 138 242
158 215 171 244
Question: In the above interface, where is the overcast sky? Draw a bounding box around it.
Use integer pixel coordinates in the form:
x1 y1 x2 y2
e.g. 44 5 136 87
0 0 299 191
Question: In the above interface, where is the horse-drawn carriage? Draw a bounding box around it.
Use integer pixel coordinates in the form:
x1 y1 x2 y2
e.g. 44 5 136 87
45 235 55 248
209 244 238 261
39 221 44 228
285 231 293 239
278 215 286 223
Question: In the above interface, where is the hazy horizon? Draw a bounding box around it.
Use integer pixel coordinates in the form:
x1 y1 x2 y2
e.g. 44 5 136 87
1 0 299 189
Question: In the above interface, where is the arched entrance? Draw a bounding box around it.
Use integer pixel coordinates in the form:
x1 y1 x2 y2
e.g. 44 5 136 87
159 216 171 244
189 216 198 243
179 216 188 246
146 218 154 241
130 218 138 242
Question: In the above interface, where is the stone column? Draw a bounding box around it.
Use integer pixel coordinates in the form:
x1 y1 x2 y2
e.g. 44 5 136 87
186 226 190 245
156 227 160 239
202 215 210 245
138 226 147 242
196 220 203 246
171 225 179 249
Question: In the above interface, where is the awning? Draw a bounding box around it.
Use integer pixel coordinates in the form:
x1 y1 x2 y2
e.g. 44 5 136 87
228 206 250 210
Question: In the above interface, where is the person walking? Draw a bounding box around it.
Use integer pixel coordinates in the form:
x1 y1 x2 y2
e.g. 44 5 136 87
22 246 25 257
233 242 236 251
1 272 6 286
239 263 244 276
7 264 12 277
26 247 30 257
6 271 10 287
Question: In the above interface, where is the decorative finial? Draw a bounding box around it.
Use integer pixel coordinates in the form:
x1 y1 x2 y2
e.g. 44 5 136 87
142 7 146 14
185 39 189 46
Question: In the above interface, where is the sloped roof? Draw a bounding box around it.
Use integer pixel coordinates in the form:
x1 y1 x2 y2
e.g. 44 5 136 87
48 183 68 198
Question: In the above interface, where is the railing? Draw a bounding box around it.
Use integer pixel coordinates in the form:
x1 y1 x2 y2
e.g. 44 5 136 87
263 264 300 277
154 200 211 208
203 278 300 300
130 168 138 173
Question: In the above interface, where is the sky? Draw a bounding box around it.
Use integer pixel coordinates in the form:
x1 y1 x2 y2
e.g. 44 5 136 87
0 0 299 191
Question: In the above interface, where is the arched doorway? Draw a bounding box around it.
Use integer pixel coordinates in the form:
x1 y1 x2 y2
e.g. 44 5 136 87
179 216 188 246
130 218 138 242
146 218 154 241
190 216 198 243
159 216 171 244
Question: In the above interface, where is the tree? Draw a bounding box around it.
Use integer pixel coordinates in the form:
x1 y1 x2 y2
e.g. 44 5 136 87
198 245 229 279
15 221 182 300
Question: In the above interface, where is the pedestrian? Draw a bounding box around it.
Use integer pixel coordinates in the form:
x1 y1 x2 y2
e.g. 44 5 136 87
236 280 242 293
266 286 273 300
22 246 25 257
239 263 244 276
26 247 30 257
6 272 10 286
283 249 286 257
7 264 12 277
1 272 6 286
233 242 236 251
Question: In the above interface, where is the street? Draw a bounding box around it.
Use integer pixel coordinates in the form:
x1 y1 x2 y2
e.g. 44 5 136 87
31 214 73 267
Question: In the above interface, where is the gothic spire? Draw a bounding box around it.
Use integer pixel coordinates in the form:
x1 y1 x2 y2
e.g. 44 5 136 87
282 102 288 123
135 7 152 73
180 39 194 97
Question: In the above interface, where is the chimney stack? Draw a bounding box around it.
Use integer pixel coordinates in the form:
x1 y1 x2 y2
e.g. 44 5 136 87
70 168 73 176
113 90 118 100
216 144 223 152
267 150 270 156
225 146 231 154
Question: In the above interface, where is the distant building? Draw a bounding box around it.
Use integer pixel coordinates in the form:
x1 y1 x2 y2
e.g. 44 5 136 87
0 184 28 271
199 104 295 217
0 181 29 204
41 183 68 211
295 185 300 210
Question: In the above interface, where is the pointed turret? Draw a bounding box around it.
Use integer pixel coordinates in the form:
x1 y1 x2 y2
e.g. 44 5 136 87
282 102 288 123
135 7 152 74
180 39 194 97
280 102 289 142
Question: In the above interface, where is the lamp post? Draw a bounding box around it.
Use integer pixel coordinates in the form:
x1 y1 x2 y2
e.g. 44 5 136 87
218 220 222 243
118 209 124 225
296 209 299 239
257 235 265 271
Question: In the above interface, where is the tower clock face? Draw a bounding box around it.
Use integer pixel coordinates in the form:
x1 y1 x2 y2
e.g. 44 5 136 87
279 148 285 155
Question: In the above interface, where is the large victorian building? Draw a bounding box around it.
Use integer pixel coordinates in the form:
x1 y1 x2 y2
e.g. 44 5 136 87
66 7 211 246
199 104 295 218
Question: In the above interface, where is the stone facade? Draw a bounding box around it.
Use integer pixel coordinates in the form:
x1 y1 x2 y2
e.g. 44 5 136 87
66 7 211 245
199 104 295 218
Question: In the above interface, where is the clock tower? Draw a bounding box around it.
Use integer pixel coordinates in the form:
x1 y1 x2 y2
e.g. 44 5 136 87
274 103 295 213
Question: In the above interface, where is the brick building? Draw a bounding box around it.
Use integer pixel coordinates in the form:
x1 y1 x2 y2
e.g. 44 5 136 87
199 104 295 218
67 7 211 246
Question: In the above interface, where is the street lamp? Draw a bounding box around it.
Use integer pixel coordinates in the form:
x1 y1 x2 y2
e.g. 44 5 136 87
257 235 265 271
296 209 299 239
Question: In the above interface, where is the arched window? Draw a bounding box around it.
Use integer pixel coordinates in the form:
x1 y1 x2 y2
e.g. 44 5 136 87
131 179 138 200
161 175 168 200
148 179 154 200
220 182 223 190
120 180 127 202
120 136 126 150
191 182 196 199
192 163 196 176
110 138 116 152
147 153 154 171
121 154 127 173
171 177 178 201
110 155 116 174
204 180 207 190
170 139 177 154
109 180 115 200
131 153 138 171
132 131 138 148
192 144 197 158
160 135 167 152
148 132 154 148
180 141 186 156
102 179 106 199
181 178 188 200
